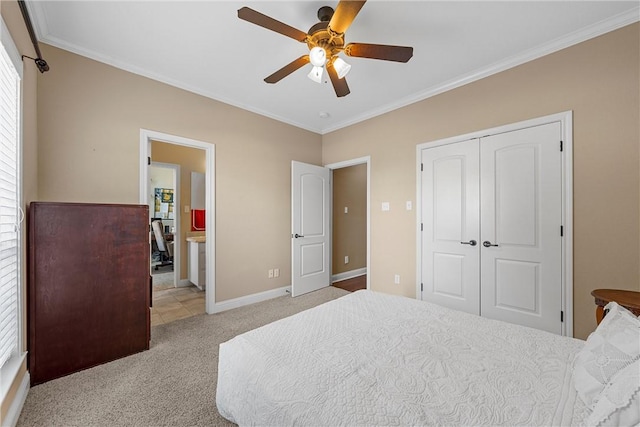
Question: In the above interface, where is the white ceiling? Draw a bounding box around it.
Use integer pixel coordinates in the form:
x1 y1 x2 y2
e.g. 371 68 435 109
27 1 639 134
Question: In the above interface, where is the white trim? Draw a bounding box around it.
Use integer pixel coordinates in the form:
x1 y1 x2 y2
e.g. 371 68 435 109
211 286 291 314
0 19 26 420
149 161 180 289
560 111 574 339
321 8 638 134
34 32 319 134
139 129 216 314
332 268 367 284
2 364 29 427
0 352 25 408
416 111 574 337
325 156 371 291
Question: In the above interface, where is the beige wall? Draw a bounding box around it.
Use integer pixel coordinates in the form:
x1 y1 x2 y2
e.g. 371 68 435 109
36 44 322 302
151 141 206 281
1 0 39 421
332 164 367 275
323 23 640 340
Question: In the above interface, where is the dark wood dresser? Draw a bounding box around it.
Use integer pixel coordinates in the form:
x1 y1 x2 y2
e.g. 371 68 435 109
28 202 151 385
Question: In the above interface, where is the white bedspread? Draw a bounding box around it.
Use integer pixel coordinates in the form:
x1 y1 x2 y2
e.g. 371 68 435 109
216 290 588 426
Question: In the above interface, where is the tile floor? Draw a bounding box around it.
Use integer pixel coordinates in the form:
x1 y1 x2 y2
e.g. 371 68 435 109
151 284 205 326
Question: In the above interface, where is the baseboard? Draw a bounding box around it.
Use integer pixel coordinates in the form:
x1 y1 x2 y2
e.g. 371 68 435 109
3 371 29 427
210 269 367 314
332 267 367 283
211 286 291 314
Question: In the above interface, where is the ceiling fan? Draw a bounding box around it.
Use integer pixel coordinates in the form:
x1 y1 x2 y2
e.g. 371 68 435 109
237 1 413 97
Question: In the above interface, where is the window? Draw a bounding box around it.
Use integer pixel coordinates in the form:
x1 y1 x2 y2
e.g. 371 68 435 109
0 16 23 401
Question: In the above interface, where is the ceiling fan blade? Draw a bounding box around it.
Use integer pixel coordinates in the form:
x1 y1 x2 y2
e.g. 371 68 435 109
345 43 413 63
264 55 310 84
238 7 308 42
328 1 367 35
326 62 350 97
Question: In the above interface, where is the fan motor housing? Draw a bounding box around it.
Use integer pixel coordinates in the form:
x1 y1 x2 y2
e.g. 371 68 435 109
307 24 344 59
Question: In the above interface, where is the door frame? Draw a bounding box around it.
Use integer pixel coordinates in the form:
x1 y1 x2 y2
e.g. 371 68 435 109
149 161 180 288
326 156 371 290
415 111 573 336
139 129 216 314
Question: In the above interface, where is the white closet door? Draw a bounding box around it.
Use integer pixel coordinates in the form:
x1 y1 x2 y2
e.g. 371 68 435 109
421 140 480 315
479 122 562 334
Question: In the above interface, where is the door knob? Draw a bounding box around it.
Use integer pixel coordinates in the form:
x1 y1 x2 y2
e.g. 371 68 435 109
483 241 499 247
294 233 304 238
460 240 477 246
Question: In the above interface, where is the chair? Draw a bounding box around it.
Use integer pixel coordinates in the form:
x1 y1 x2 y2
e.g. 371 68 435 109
151 220 173 270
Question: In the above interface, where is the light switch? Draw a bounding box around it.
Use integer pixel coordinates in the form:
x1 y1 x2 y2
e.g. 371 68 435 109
382 202 390 211
406 201 412 211
344 206 348 214
184 205 190 213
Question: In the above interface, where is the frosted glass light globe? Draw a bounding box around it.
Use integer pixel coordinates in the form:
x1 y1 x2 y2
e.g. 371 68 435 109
309 47 327 67
308 66 323 83
333 57 351 79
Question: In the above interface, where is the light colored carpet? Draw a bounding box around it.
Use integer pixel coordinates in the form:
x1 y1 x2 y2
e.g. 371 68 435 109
17 286 349 426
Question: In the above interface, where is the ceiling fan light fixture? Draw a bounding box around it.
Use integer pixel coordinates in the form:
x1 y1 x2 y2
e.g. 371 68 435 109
333 57 351 79
309 46 327 67
238 2 413 97
308 65 324 83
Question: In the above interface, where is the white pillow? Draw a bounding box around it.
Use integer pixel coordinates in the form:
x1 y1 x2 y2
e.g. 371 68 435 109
587 359 640 426
573 302 640 408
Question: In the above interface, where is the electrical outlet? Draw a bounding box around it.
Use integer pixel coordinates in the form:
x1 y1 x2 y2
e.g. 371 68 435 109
268 269 274 279
184 205 190 213
382 202 390 211
274 268 280 278
394 274 400 284
344 255 349 264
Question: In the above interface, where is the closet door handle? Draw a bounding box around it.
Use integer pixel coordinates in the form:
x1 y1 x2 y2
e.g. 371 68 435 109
294 233 304 238
483 241 499 248
460 240 477 246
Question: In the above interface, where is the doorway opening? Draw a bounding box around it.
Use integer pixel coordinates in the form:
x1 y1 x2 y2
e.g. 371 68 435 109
149 162 179 292
139 129 216 322
327 157 370 292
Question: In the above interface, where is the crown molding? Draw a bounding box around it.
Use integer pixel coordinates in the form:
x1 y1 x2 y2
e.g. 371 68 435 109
26 3 639 135
320 6 640 134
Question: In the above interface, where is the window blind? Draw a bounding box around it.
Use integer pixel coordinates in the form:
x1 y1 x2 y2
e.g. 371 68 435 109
0 43 20 369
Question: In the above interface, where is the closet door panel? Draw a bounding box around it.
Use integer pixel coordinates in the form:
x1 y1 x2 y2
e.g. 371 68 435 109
480 122 562 334
421 140 480 315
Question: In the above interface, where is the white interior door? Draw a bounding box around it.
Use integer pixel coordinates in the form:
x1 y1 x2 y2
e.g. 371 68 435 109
480 122 563 334
421 140 480 315
291 161 331 297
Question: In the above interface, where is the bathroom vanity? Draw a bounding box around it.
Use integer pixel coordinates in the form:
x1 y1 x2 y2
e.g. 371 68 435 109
187 236 206 290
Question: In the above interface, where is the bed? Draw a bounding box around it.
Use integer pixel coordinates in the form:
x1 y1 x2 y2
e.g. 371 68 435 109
216 290 640 426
